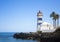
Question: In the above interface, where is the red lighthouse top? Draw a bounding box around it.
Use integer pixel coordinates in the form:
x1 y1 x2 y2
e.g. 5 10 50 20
37 11 43 16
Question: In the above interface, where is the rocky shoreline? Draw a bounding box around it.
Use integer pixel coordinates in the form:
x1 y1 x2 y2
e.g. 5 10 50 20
13 27 60 42
13 32 41 40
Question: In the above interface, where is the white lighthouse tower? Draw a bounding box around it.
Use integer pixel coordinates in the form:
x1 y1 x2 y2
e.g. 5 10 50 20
37 11 43 31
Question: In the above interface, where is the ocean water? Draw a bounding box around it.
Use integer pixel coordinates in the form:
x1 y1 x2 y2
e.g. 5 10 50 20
0 32 37 42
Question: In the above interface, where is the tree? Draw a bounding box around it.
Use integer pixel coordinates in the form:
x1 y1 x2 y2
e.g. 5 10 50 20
50 12 57 28
56 14 59 27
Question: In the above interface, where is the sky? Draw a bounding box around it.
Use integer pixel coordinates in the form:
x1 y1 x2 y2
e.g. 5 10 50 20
0 0 60 32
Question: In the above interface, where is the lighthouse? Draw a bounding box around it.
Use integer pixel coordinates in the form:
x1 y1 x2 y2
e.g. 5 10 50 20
37 11 54 32
37 11 43 31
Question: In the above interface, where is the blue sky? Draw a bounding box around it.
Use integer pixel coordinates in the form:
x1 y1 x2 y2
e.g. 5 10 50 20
0 0 60 32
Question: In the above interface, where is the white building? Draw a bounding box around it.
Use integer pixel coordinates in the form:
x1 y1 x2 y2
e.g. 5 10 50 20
40 22 55 32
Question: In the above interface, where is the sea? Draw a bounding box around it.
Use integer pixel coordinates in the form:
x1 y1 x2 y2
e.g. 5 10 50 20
0 32 37 42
